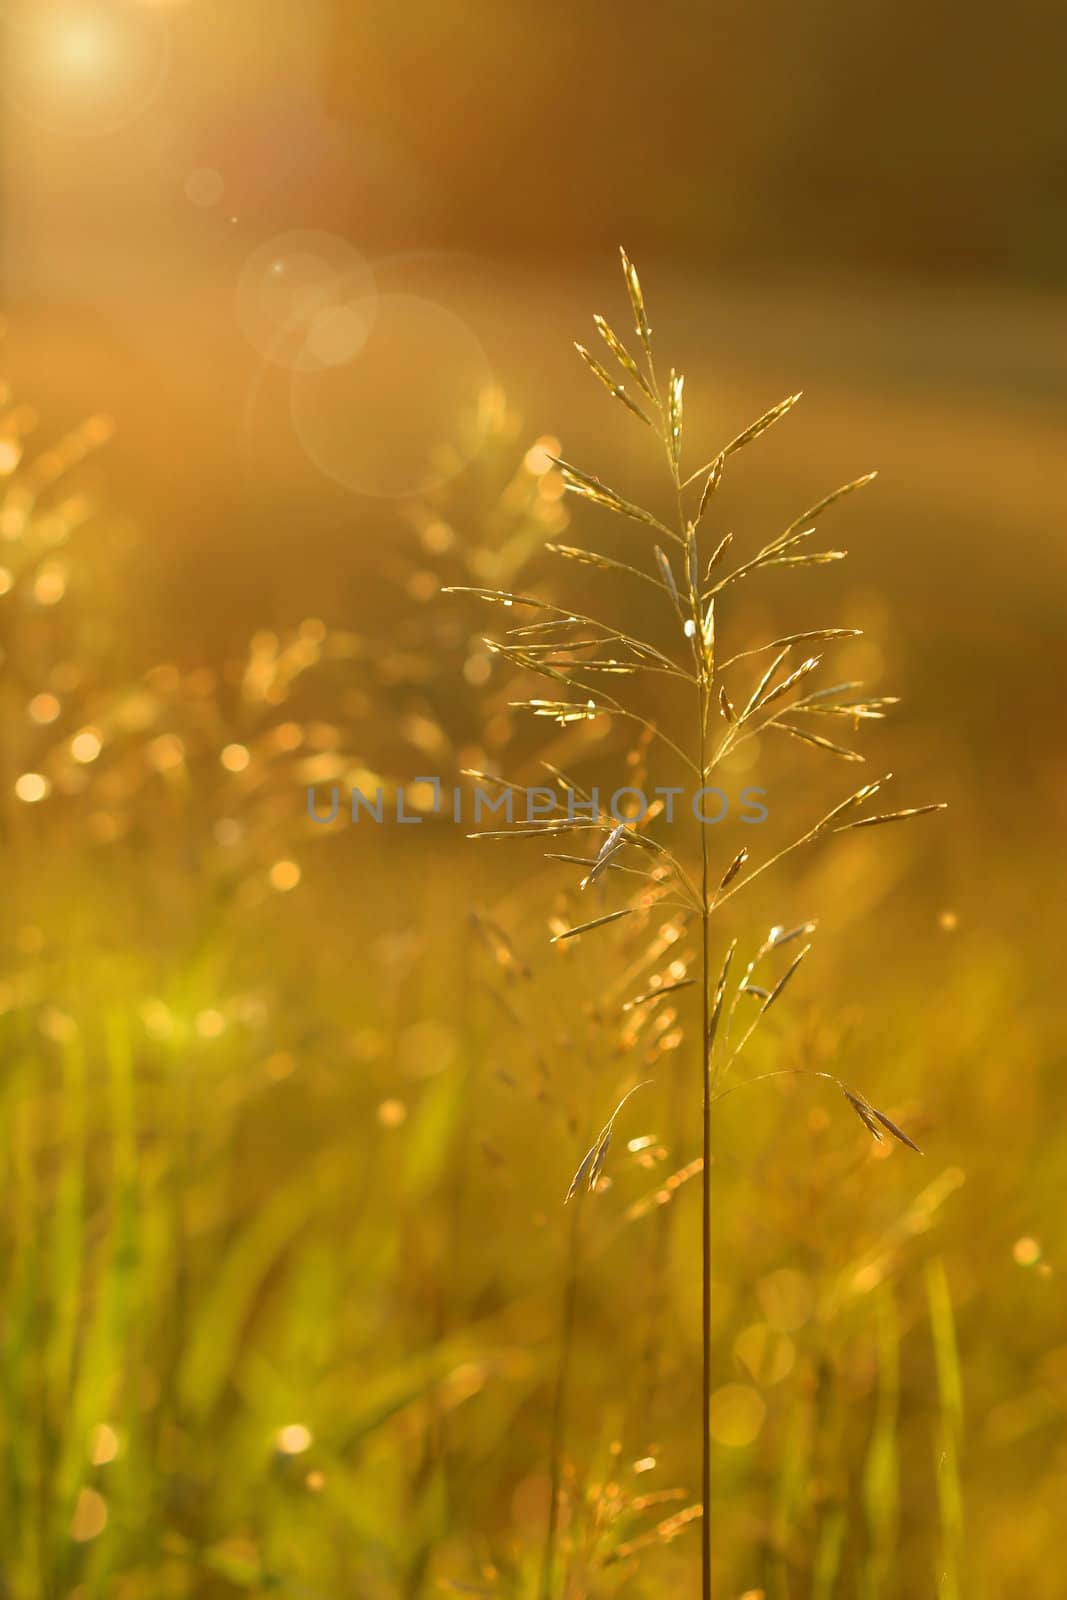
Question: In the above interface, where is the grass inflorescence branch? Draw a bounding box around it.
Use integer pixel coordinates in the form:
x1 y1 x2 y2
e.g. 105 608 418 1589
451 249 945 1600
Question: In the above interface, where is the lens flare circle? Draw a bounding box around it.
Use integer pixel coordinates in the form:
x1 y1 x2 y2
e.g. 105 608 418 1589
290 292 493 499
236 231 376 373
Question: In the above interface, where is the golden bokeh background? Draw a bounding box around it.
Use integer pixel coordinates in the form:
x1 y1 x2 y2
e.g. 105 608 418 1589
1 2 1065 1596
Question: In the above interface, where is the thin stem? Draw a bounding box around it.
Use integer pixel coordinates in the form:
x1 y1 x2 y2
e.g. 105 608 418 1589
542 1189 582 1600
710 1065 837 1108
665 369 713 1600
572 691 702 779
711 816 829 911
699 671 713 1600
676 427 714 1597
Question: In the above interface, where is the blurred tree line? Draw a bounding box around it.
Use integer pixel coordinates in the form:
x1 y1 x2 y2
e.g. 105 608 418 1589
341 0 1067 281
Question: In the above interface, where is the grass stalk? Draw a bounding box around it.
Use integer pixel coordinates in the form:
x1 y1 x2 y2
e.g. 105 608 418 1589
542 1189 583 1600
456 249 941 1595
690 502 714 1599
927 1257 964 1600
699 701 713 1600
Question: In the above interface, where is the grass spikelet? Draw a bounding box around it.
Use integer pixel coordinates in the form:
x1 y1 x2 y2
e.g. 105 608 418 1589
580 822 627 890
769 920 818 949
763 547 848 568
706 939 738 1057
655 545 684 618
773 627 859 649
565 1082 653 1203
548 455 678 541
741 647 791 720
704 530 733 580
667 370 684 467
798 693 901 719
835 803 947 832
841 1086 923 1153
593 313 655 399
722 391 802 457
574 342 654 426
717 847 748 893
546 543 663 592
780 470 879 543
771 722 866 761
759 944 810 1012
696 455 724 524
619 247 653 358
814 777 890 832
551 907 635 943
699 596 715 677
753 653 822 712
442 585 555 611
622 979 697 1011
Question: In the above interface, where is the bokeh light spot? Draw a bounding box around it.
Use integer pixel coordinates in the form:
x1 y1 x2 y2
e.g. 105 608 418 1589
89 1423 120 1465
275 1423 312 1455
708 1383 766 1447
29 693 61 724
523 437 560 475
734 1322 796 1385
71 1487 108 1542
15 772 50 803
221 742 250 773
34 564 67 605
378 1098 407 1129
71 728 102 763
147 734 184 772
269 859 301 892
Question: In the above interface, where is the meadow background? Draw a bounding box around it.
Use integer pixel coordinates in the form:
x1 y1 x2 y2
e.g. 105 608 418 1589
1 1 1066 1596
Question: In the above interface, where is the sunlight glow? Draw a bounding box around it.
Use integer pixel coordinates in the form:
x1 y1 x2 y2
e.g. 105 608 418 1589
55 20 110 77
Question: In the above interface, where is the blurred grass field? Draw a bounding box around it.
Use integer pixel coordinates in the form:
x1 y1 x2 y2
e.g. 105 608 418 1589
2 261 1066 1600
